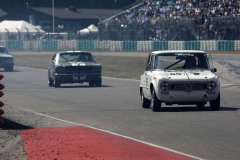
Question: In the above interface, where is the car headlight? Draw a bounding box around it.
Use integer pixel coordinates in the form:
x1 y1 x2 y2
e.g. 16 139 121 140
160 81 169 91
207 81 216 90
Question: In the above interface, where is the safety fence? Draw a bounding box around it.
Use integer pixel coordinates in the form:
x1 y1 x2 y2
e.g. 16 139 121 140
0 40 240 52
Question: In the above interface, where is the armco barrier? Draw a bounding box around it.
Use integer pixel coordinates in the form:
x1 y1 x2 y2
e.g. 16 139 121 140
1 40 240 52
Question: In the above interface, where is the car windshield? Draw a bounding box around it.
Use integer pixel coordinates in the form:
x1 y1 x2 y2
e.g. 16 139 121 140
154 53 209 70
58 52 94 63
0 47 8 54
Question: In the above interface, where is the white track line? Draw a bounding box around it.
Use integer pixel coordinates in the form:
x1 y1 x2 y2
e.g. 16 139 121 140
21 107 204 160
221 83 237 86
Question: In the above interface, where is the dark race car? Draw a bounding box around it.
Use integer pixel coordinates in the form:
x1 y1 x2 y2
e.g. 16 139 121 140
0 46 14 72
48 51 102 87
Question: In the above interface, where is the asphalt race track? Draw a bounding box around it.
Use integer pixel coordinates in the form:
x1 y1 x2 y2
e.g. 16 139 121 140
1 53 240 160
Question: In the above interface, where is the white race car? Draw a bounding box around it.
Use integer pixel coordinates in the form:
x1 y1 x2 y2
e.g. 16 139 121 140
140 50 220 112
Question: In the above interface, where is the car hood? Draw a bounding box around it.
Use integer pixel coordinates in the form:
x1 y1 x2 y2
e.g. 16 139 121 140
56 62 101 67
0 53 13 58
157 70 216 81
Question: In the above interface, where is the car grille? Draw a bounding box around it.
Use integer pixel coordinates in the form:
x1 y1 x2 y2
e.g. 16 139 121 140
169 82 205 91
56 66 96 74
0 57 13 62
65 66 93 72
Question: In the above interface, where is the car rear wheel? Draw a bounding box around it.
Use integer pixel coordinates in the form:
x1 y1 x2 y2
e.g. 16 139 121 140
95 78 102 87
210 93 220 110
54 79 61 88
151 89 162 112
140 90 150 108
48 76 54 87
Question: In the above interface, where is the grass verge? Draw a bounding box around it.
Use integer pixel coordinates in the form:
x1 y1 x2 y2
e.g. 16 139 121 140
13 54 147 80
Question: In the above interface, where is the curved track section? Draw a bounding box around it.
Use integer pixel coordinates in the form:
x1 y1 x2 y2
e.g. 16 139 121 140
1 54 240 160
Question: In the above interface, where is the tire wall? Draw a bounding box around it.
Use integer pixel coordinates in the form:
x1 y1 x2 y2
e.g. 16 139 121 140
235 40 240 50
168 41 184 50
200 40 217 51
1 40 240 52
94 40 122 51
137 41 152 51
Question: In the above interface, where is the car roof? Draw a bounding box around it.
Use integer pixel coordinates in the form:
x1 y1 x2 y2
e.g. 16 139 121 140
58 51 91 54
151 50 206 55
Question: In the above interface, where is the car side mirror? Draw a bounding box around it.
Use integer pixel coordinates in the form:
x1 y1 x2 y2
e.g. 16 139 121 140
211 68 217 72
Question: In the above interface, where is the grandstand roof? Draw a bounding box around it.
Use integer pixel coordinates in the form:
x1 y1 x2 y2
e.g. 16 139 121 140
30 7 123 20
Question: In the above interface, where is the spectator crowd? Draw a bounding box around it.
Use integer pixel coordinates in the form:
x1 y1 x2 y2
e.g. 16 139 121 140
124 0 240 23
99 0 240 40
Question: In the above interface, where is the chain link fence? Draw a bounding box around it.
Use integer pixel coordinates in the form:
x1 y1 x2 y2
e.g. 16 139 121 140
98 17 240 41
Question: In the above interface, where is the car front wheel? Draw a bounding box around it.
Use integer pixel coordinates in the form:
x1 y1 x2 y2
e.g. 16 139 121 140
196 103 205 109
140 89 150 108
89 81 94 87
54 78 61 88
95 78 102 87
151 89 162 112
210 93 220 110
89 78 102 87
48 76 54 87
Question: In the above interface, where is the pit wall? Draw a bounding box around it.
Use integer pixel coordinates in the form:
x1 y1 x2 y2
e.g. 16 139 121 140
0 40 239 51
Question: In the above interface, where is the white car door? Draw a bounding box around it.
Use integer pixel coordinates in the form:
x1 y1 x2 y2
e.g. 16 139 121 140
142 54 154 99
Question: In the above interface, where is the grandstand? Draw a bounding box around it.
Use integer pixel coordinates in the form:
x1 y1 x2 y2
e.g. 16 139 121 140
98 0 240 41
